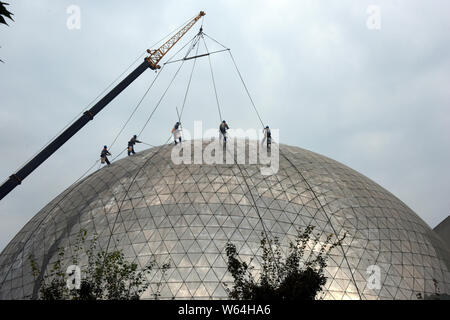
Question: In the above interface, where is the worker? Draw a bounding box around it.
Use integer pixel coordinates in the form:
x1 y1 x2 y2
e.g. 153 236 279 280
172 121 182 144
128 135 142 156
262 125 272 148
219 120 229 143
100 146 111 166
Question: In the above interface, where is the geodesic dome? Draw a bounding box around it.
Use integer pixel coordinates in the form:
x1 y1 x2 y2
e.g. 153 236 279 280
0 140 449 300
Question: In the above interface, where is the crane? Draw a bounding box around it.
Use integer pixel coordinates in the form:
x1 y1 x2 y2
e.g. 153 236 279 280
0 11 206 201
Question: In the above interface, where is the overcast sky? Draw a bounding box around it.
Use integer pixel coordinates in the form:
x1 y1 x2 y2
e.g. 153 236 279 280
1 0 449 252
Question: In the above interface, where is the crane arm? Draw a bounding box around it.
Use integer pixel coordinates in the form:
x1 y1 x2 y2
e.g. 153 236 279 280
0 11 205 201
146 11 205 70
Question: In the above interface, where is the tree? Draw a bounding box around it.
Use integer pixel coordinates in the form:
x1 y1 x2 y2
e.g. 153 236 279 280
29 230 170 300
1 1 13 63
416 279 450 300
0 2 13 26
225 226 345 300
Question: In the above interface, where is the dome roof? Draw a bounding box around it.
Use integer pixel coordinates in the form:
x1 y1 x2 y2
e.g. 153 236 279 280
0 140 449 300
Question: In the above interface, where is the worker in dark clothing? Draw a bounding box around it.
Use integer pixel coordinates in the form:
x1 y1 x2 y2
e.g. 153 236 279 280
262 125 271 149
172 122 182 144
128 135 142 156
100 145 111 166
219 120 229 143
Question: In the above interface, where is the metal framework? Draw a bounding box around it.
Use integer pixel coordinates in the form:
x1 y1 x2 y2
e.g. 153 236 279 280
1 141 449 299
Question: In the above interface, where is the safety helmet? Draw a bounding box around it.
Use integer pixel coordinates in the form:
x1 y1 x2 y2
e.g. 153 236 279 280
104 145 107 148
222 120 226 123
134 135 137 138
266 126 269 128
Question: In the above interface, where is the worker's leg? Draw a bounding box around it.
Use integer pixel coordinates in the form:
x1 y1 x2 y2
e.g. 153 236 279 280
105 157 111 165
132 146 136 155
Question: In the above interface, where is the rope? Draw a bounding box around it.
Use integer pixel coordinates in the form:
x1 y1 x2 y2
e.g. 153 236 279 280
201 35 223 121
178 34 201 122
170 34 201 140
202 32 229 50
107 31 203 157
221 133 281 280
228 51 265 128
199 33 279 277
108 32 202 153
138 62 184 137
165 32 201 64
201 33 361 294
8 14 199 176
108 64 166 151
102 136 172 256
101 29 204 258
138 34 200 138
203 33 265 128
278 149 363 299
98 33 204 263
140 141 157 148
